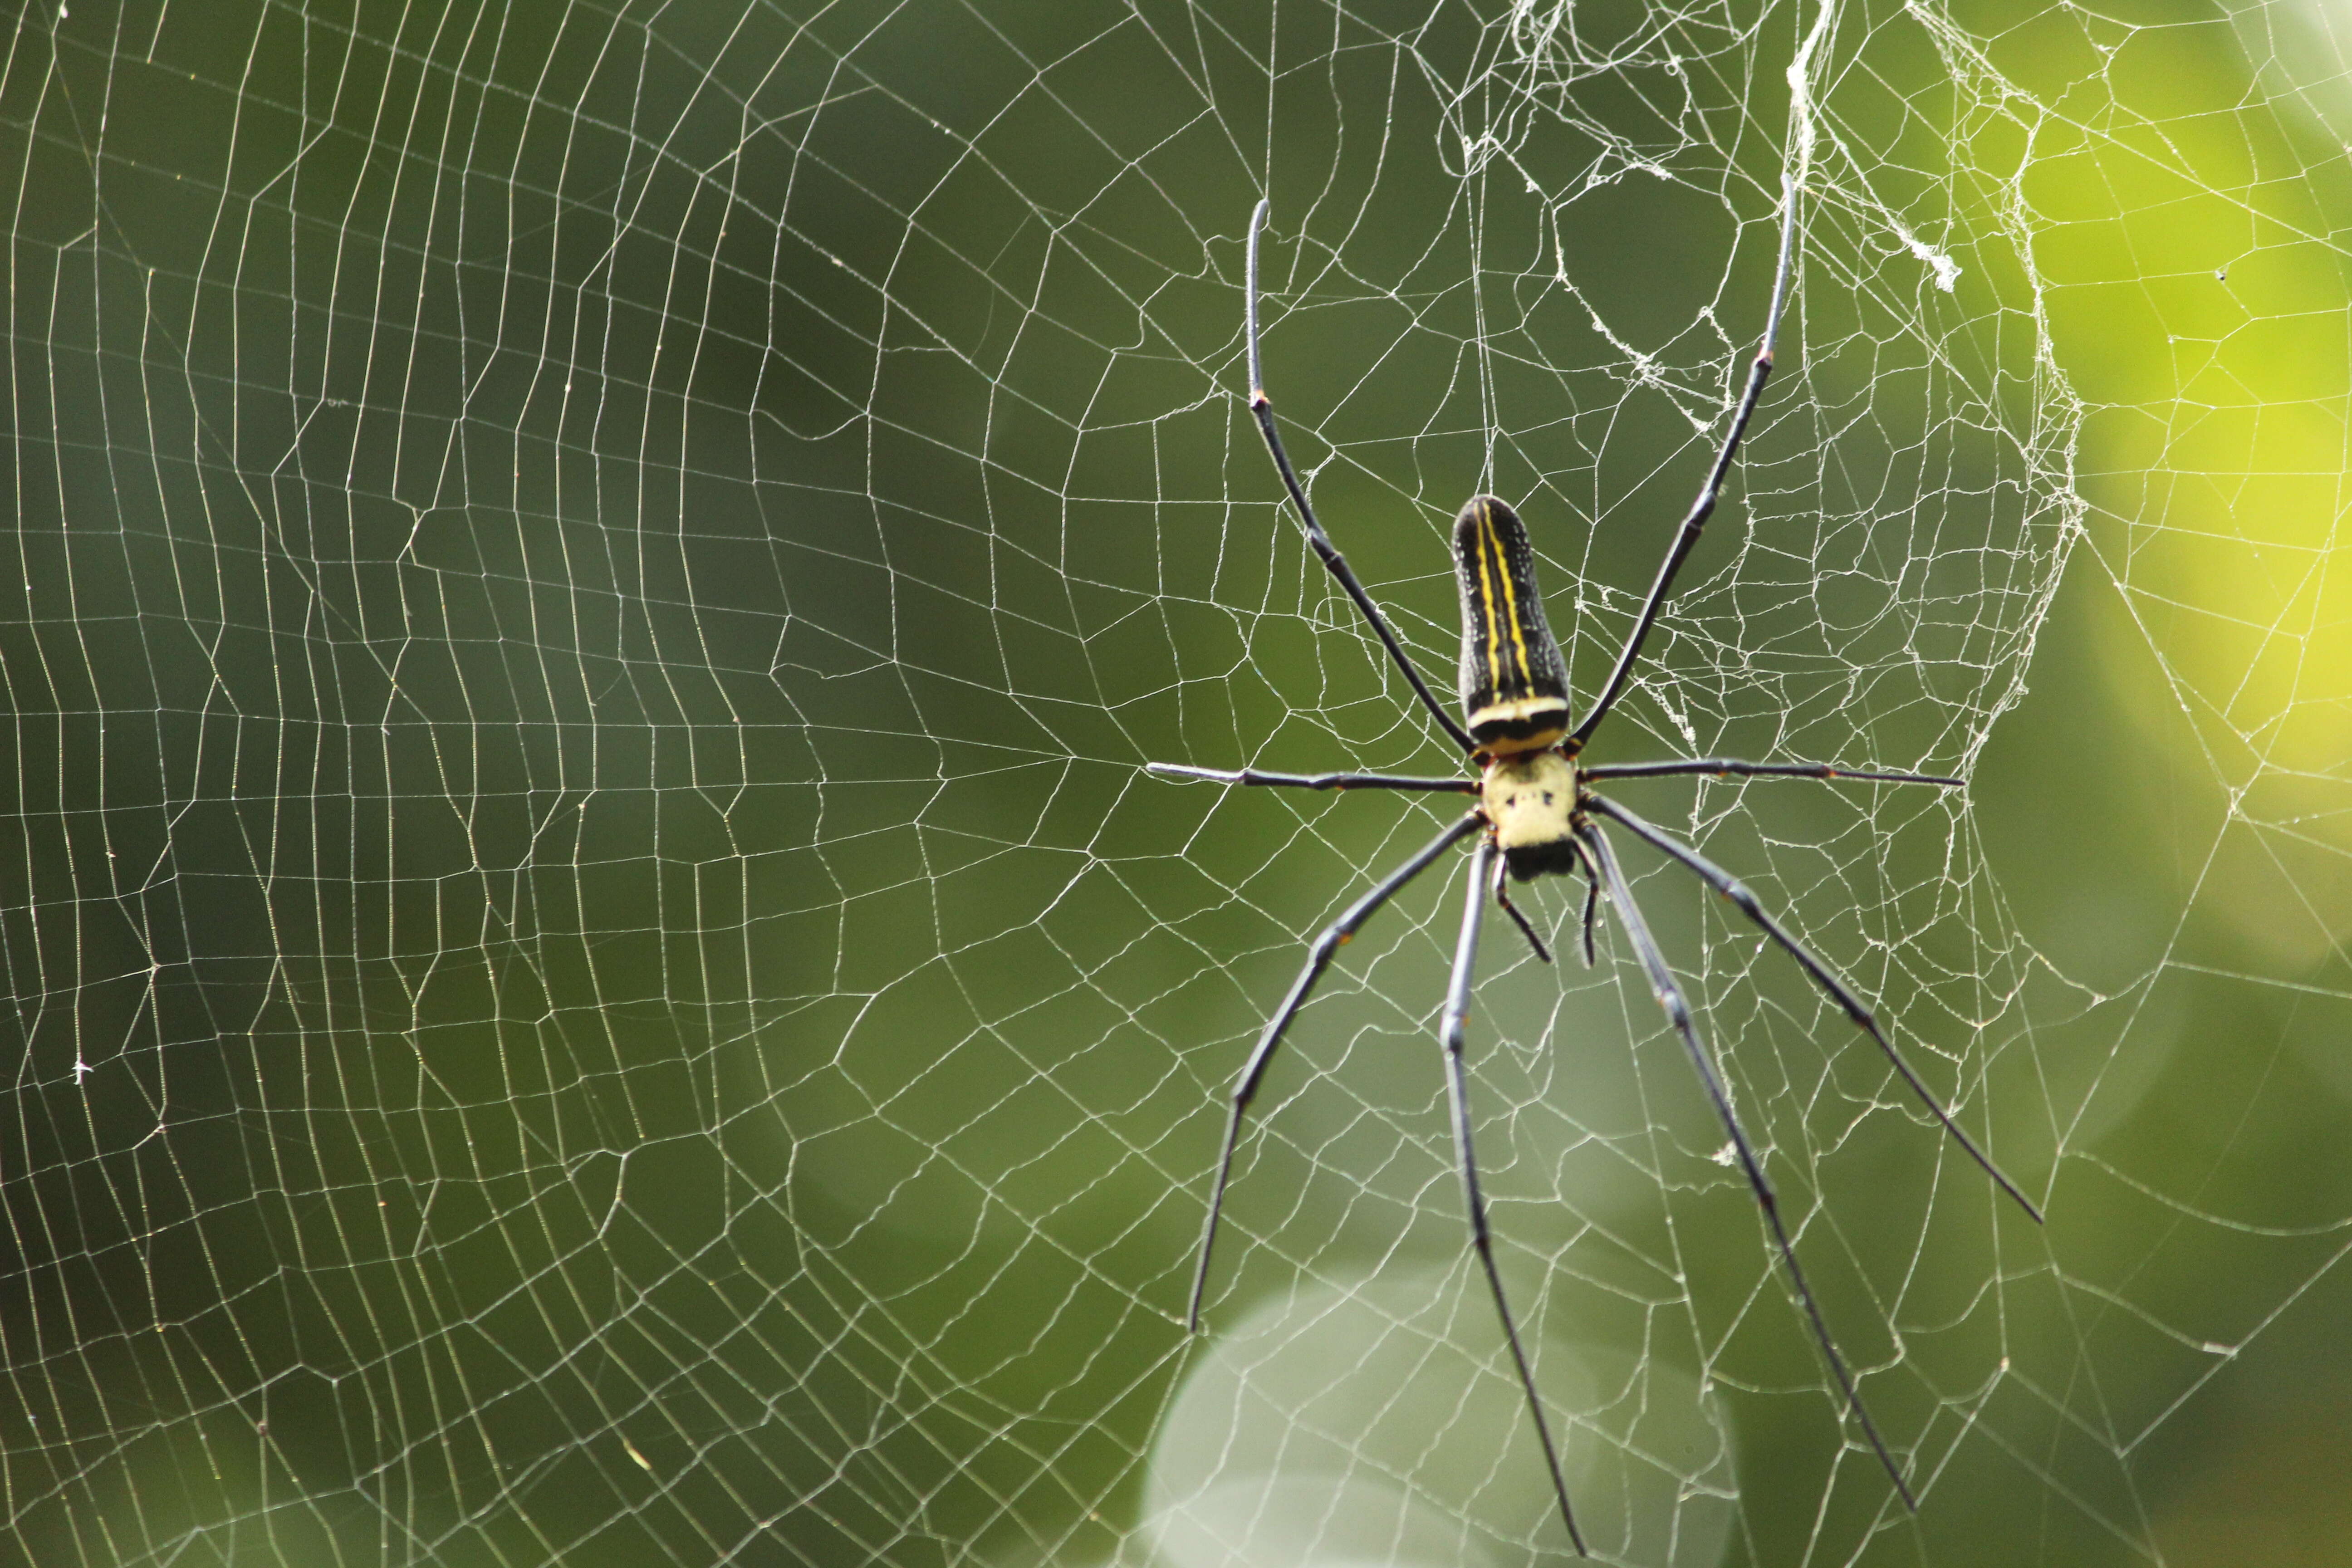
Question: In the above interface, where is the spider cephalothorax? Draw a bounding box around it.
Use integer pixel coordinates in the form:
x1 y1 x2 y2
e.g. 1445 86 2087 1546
1147 199 2043 1555
1479 748 1583 881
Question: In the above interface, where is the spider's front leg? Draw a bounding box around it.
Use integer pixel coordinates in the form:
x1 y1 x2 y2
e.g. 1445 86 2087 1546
1585 791 2042 1221
1441 836 1586 1554
1186 812 1481 1330
1580 818 1921 1510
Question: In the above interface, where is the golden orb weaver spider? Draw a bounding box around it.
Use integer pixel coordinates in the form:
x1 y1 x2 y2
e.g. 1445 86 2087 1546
1147 199 2044 1553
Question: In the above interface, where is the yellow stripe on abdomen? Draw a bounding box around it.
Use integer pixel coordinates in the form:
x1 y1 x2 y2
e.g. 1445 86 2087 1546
1474 502 1505 695
1453 494 1570 757
1475 500 1532 693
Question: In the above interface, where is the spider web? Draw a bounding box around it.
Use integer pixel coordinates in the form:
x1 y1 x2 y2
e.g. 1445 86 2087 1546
5 0 2349 1563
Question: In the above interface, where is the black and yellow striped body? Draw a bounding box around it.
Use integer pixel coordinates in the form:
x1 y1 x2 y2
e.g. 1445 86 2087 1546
1453 496 1572 758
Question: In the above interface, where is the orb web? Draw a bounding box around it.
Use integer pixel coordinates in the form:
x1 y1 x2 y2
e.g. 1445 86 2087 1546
3 1 2345 1565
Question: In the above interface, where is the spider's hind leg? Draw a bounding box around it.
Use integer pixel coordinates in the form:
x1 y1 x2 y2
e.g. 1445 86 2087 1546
1240 199 1473 755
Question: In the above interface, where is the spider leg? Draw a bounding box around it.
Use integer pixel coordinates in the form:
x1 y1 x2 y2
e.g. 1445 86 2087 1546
1586 794 2042 1223
1570 193 1799 751
1583 759 1960 788
1444 838 1587 1555
1569 836 1602 969
1147 761 1475 794
1580 820 1920 1511
1242 200 1475 755
1491 851 1554 965
1190 812 1483 1330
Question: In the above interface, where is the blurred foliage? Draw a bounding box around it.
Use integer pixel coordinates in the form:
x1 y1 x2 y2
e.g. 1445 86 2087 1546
2 0 2351 1565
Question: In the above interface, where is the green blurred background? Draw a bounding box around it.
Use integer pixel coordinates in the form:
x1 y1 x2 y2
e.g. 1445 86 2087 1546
4 0 2351 1563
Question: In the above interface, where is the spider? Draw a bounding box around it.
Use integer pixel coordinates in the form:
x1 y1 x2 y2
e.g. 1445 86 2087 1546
1148 199 2043 1552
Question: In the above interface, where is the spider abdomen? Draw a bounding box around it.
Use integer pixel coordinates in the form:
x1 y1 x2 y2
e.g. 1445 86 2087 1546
1481 750 1583 881
1453 496 1572 757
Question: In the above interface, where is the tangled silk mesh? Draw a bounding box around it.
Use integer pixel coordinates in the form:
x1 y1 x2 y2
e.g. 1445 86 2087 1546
8 0 2352 1564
